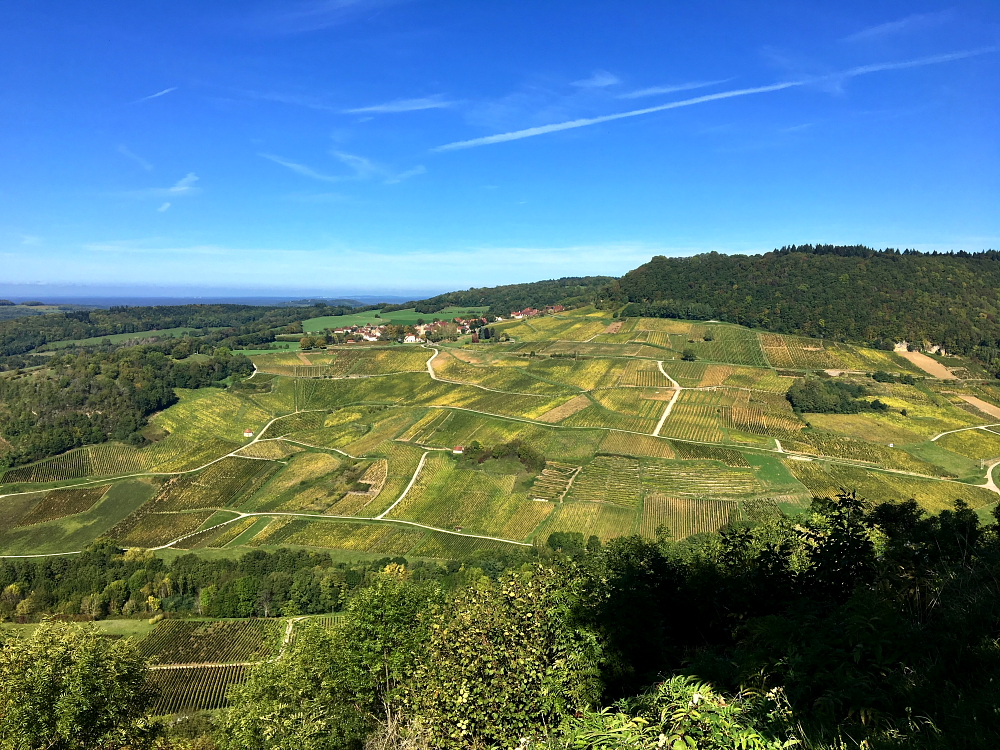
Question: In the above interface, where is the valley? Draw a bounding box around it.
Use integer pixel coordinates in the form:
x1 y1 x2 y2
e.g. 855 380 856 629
4 305 1000 559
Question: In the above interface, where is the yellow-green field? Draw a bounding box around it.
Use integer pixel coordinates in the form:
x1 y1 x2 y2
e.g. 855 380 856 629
4 306 1000 555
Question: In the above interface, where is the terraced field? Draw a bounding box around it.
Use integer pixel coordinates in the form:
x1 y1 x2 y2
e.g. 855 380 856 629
4 306 999 560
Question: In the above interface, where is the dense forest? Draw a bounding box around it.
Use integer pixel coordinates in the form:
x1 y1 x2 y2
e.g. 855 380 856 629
0 345 252 467
4 493 1000 748
0 302 362 360
381 276 613 316
604 246 1000 362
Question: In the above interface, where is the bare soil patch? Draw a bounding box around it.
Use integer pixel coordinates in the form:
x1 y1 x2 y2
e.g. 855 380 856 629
955 395 1000 420
536 395 592 423
603 321 623 334
897 351 955 379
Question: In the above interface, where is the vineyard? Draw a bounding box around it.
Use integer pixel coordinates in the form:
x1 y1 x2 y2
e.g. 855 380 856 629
641 460 763 498
669 326 768 368
657 390 727 443
669 441 750 466
562 404 658 434
113 510 216 547
590 388 667 419
138 619 281 664
149 457 281 512
784 459 996 513
540 501 638 542
599 432 676 459
525 358 627 391
410 531 513 557
528 462 579 501
7 306 1000 558
639 495 740 539
258 410 328 439
235 440 304 460
936 428 1000 460
15 485 111 526
618 359 674 388
283 521 427 554
149 665 247 714
567 456 643 506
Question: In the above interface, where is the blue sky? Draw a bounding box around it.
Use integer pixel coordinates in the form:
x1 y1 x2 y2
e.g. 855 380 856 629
1 1 998 297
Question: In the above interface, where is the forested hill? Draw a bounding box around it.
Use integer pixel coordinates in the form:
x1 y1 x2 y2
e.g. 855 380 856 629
0 302 357 359
381 276 613 316
603 246 1000 358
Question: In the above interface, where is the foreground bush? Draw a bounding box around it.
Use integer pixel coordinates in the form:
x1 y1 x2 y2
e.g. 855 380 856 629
403 566 602 749
0 619 160 750
535 676 796 750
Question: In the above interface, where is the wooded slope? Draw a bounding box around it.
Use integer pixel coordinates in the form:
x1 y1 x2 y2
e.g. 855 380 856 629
603 246 1000 359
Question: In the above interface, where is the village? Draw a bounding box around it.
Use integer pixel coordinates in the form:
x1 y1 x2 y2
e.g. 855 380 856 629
299 305 565 347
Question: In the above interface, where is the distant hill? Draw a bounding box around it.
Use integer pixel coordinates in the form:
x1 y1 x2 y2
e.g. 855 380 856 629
381 276 613 317
603 246 1000 365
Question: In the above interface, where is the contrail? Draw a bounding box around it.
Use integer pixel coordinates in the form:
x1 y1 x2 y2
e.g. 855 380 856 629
434 47 996 152
434 82 801 151
135 87 177 103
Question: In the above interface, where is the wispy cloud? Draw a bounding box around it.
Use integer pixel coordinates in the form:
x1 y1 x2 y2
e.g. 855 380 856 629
384 165 426 184
332 151 380 178
333 151 426 183
284 192 349 203
434 48 997 151
20 235 41 246
571 70 620 88
344 95 452 114
843 10 955 43
261 150 426 185
618 79 730 99
125 173 201 198
260 153 343 182
134 87 177 104
169 173 199 194
157 203 171 212
249 0 403 34
118 145 153 171
246 90 336 111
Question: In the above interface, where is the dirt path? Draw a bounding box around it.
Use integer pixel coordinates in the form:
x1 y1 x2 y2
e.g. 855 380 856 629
652 362 682 436
930 423 1000 442
896 351 955 379
376 450 430 520
296 352 312 365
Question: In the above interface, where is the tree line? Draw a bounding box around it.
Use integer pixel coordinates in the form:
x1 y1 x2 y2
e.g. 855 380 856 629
0 541 533 621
